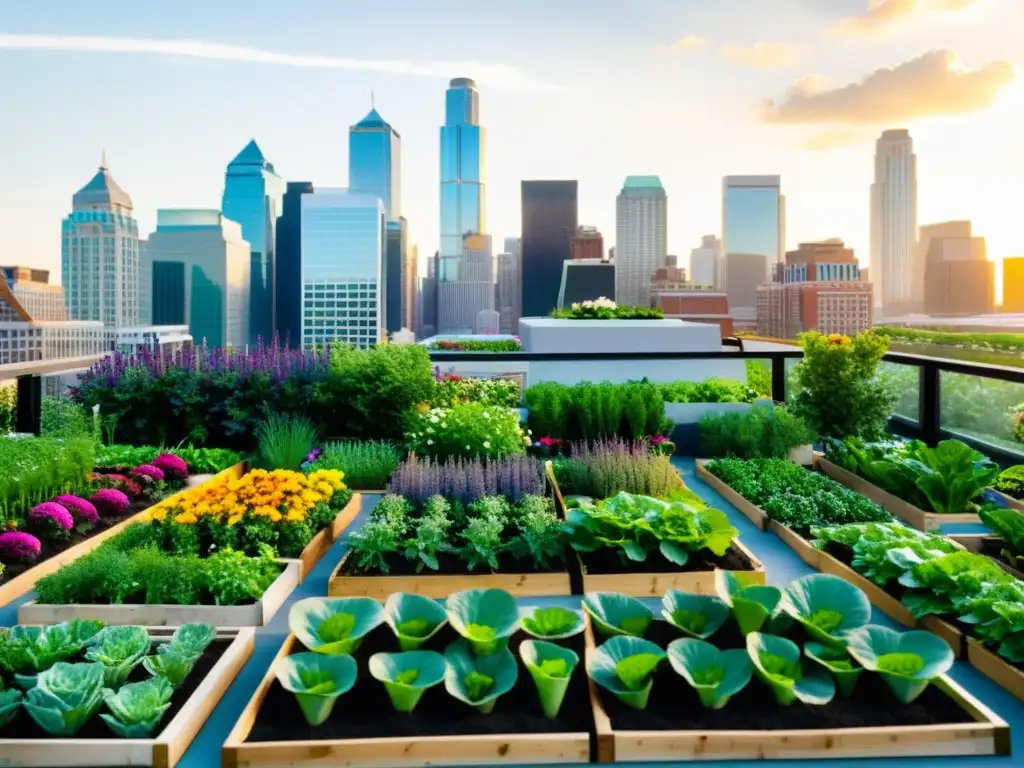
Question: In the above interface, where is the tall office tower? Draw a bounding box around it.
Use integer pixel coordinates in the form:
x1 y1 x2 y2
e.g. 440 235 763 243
417 251 439 338
275 181 314 346
520 181 578 317
221 139 285 346
404 242 418 331
1004 258 1024 313
300 190 384 349
62 155 140 326
384 219 408 335
349 107 401 220
570 226 604 261
141 210 251 348
870 129 917 315
689 235 721 288
722 175 784 321
615 176 668 307
437 233 495 333
496 250 521 334
438 78 487 333
921 221 994 316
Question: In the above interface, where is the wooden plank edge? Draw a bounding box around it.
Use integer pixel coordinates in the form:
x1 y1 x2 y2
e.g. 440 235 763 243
694 460 769 531
288 492 363 583
582 612 615 763
766 521 820 569
816 549 916 628
967 637 1024 706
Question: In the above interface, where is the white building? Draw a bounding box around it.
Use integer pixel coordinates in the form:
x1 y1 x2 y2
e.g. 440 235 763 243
437 233 494 335
615 176 667 307
300 189 384 350
689 235 722 288
61 154 140 327
870 129 917 313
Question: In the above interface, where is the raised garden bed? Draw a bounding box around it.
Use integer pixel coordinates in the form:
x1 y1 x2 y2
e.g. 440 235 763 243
222 627 591 767
0 625 255 768
967 638 1024 703
989 488 1024 514
949 533 1024 581
285 492 363 582
0 462 246 608
583 615 1010 762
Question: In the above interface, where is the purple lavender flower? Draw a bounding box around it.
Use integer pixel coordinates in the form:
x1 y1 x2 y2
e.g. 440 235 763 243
0 531 42 562
28 502 75 532
53 495 100 526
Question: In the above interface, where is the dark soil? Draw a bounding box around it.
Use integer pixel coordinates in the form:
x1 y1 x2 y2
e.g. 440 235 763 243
581 542 755 575
0 638 229 740
247 626 592 742
341 550 569 578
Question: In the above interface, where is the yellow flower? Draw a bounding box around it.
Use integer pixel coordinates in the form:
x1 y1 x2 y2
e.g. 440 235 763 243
416 401 430 414
173 512 198 525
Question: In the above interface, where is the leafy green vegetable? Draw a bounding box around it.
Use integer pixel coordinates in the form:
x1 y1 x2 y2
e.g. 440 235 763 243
23 662 105 736
368 651 446 713
162 623 216 660
273 652 358 726
583 592 653 638
143 650 196 689
587 635 667 710
84 625 151 687
667 637 752 709
100 677 174 738
715 570 782 635
0 687 22 728
383 592 448 651
521 607 583 640
779 573 871 648
661 590 730 639
289 597 384 655
804 641 862 697
746 633 835 706
845 625 954 704
979 505 1024 569
443 639 518 714
810 523 960 587
446 588 520 656
0 619 104 681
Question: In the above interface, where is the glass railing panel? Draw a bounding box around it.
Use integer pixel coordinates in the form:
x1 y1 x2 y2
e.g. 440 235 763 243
939 371 1024 453
881 361 920 424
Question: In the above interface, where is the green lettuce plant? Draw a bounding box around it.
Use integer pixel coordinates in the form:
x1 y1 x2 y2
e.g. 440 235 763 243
519 639 579 719
143 650 196 689
583 592 653 638
661 590 730 639
746 632 835 706
443 639 518 713
368 651 446 713
23 661 106 736
845 625 954 703
162 623 216 659
446 588 520 656
715 570 782 635
0 619 104 686
274 651 358 726
84 625 151 687
0 686 21 728
383 592 448 651
100 677 174 738
979 505 1024 569
779 573 871 648
289 597 385 655
587 635 666 710
520 607 584 640
804 641 862 697
666 637 752 709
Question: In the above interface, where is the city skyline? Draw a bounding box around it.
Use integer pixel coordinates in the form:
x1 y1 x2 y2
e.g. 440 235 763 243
2 0 1022 301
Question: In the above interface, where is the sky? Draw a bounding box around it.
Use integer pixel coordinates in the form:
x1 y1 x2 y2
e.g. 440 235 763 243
1 0 1021 298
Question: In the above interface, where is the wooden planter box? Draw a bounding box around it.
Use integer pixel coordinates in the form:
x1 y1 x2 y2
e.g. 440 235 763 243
989 488 1024 514
0 626 255 768
817 456 981 532
967 637 1024 703
584 616 1009 762
19 560 300 627
222 633 591 768
282 493 363 582
0 462 247 608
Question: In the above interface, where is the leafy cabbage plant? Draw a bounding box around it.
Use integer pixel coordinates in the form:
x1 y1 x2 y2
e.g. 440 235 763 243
369 651 446 713
845 625 954 703
383 592 448 651
667 637 752 709
520 639 579 719
85 625 151 687
661 590 730 640
804 641 862 697
746 632 835 706
583 592 653 638
0 686 21 728
979 505 1024 570
779 573 871 648
715 570 781 636
0 619 104 686
587 635 666 710
274 651 358 726
23 661 105 736
521 606 584 640
162 623 216 659
443 639 518 713
100 677 174 738
446 588 520 656
566 491 737 566
290 597 385 655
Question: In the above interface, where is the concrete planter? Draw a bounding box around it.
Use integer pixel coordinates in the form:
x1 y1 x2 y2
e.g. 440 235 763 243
519 317 721 354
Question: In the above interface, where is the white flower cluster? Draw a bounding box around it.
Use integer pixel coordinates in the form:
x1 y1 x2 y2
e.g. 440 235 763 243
570 297 617 310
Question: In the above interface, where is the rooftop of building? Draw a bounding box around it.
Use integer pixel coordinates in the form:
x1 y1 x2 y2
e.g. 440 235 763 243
227 139 277 174
351 108 399 135
72 153 133 211
622 175 664 189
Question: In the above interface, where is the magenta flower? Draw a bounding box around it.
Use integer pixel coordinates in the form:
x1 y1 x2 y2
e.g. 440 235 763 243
152 453 188 480
28 502 75 532
53 495 100 525
90 488 132 517
651 435 670 444
131 464 166 482
0 531 42 562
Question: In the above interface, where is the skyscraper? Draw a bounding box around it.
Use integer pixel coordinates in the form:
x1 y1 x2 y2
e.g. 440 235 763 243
870 129 917 314
521 181 578 317
921 221 994 316
722 175 784 318
496 251 521 334
438 78 487 333
384 219 408 335
571 227 604 261
300 190 384 349
221 139 286 346
349 107 401 220
62 155 140 326
275 181 314 346
615 176 667 307
689 235 721 287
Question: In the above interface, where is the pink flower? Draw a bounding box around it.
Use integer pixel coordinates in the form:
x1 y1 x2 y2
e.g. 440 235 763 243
0 531 42 562
53 495 100 525
538 436 562 447
28 502 75 532
90 488 132 517
651 435 670 444
97 473 143 497
131 464 166 482
152 453 188 480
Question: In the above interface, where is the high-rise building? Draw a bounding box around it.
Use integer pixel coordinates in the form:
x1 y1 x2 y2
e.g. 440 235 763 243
0 267 68 321
141 210 251 348
724 252 768 326
417 251 439 339
349 107 401 220
615 176 667 307
1004 257 1024 313
571 226 603 262
275 182 314 346
689 235 721 288
921 221 994 316
300 190 384 349
404 242 418 332
384 219 408 335
521 181 578 317
62 155 140 327
497 250 522 334
870 129 917 314
756 239 872 338
221 139 285 346
722 175 784 314
437 233 495 333
438 78 487 333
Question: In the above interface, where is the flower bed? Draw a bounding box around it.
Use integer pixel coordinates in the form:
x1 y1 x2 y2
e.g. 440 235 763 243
404 403 529 462
222 590 591 767
0 622 254 768
427 338 522 352
550 298 663 320
95 445 244 476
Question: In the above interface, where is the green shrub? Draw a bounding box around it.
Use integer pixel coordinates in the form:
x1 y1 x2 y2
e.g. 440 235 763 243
253 411 318 470
314 441 402 489
41 396 94 440
995 466 1024 500
432 374 521 408
550 301 663 320
404 403 527 461
0 385 15 434
745 360 772 398
698 405 813 459
525 381 669 441
0 437 95 523
95 445 242 473
658 378 758 404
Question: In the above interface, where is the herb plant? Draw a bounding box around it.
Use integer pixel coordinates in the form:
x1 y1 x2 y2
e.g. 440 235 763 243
525 381 670 442
699 405 813 460
313 440 401 489
552 439 684 500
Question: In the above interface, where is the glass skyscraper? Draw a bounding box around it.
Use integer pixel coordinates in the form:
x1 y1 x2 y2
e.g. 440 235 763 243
349 108 401 220
521 181 578 317
222 140 285 347
438 78 489 334
275 181 314 347
721 175 785 314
